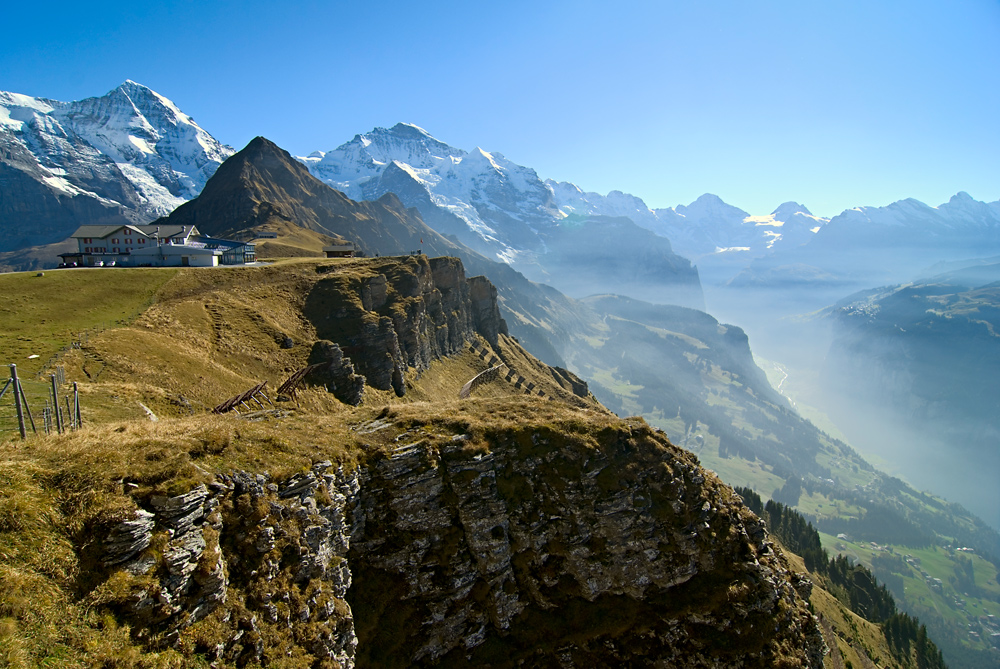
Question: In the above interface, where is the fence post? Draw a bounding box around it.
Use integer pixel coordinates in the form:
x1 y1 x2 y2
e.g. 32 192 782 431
11 364 27 440
18 376 36 435
65 395 73 430
74 382 82 428
51 374 63 434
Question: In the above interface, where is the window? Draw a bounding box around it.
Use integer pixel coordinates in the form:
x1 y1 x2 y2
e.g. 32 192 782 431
112 238 119 244
139 238 146 244
124 228 131 235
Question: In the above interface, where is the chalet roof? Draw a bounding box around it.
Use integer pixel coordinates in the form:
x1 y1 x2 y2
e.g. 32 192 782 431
70 224 132 239
133 224 198 238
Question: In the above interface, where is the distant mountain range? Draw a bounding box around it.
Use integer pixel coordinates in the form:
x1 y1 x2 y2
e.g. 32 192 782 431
730 192 1000 296
299 123 827 267
5 82 1000 666
5 81 1000 301
299 123 704 307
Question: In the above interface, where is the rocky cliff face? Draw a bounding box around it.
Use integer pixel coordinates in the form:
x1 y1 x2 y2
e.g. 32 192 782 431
2 254 824 666
100 461 361 667
348 408 824 667
303 255 508 399
90 404 824 667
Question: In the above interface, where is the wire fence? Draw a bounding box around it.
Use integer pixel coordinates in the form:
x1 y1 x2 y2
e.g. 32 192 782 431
1 364 82 441
1 293 160 441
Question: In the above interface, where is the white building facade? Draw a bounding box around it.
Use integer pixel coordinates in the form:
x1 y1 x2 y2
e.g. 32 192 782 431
61 225 255 268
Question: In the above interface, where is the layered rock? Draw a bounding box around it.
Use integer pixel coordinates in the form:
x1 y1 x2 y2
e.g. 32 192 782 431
101 463 360 667
303 255 507 399
348 415 825 667
306 340 367 405
92 408 825 667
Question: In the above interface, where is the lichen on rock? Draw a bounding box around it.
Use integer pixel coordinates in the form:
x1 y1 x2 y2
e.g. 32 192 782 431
347 412 825 667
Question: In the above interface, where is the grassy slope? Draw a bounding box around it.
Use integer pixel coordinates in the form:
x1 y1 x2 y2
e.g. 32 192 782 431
0 260 920 667
821 532 1000 663
777 548 902 669
0 268 179 433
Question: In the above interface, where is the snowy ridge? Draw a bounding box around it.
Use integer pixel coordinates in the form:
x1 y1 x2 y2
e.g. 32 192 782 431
300 123 817 265
818 192 1000 241
0 81 234 219
299 123 561 260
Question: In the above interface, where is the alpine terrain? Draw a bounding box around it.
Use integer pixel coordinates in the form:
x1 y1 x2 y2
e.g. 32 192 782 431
0 81 232 253
1 80 995 667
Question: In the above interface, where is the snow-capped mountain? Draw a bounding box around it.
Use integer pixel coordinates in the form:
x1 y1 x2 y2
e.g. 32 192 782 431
300 123 704 307
544 185 828 260
731 192 1000 292
301 123 561 263
300 124 826 269
0 81 232 251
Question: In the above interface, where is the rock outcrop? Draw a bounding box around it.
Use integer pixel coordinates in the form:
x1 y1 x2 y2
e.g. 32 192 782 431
102 463 360 667
348 415 825 667
303 255 507 399
306 340 367 405
92 410 824 667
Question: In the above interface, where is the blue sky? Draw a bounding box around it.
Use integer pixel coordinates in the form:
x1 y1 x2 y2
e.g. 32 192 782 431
3 0 998 217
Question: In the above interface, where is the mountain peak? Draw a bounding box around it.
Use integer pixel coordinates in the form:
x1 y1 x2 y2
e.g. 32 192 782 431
462 147 503 173
245 135 281 152
161 135 460 260
771 201 813 219
388 122 435 140
949 191 974 203
694 193 726 205
676 193 749 220
114 80 158 101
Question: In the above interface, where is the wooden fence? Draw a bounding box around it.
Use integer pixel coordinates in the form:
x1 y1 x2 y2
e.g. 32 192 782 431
1 364 81 440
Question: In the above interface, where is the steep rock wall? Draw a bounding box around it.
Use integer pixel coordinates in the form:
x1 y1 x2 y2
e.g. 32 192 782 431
303 255 507 399
93 413 825 667
348 418 825 667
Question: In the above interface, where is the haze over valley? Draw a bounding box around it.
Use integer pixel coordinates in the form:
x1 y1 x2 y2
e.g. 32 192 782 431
2 76 1000 666
2 3 998 666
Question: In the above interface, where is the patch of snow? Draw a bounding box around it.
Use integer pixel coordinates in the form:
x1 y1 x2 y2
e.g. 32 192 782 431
115 163 186 215
42 174 85 196
0 106 21 130
746 214 782 227
128 135 156 154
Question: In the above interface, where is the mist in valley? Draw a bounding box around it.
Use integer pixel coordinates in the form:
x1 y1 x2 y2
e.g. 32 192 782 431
701 255 1000 532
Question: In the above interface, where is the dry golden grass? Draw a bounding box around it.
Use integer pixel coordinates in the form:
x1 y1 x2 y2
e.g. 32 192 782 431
250 218 343 258
0 259 603 436
774 545 905 669
0 258 722 666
